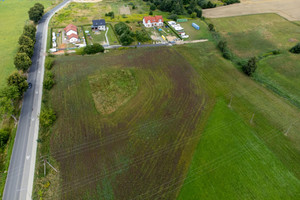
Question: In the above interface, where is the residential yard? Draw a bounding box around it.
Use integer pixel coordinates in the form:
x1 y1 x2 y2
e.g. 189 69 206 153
52 26 85 49
178 19 212 41
34 42 300 199
83 26 107 45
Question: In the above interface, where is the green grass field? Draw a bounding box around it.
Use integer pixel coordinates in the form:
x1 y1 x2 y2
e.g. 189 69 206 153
0 0 58 88
178 19 212 41
178 99 300 199
208 13 300 108
208 14 300 58
34 41 300 199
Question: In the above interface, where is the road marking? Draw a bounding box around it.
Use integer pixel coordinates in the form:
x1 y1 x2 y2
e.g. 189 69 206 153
38 70 41 73
36 91 38 94
26 155 30 160
31 117 35 121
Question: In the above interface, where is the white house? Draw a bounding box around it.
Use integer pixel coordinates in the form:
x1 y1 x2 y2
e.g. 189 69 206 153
91 19 106 31
143 16 164 27
64 24 78 36
67 34 78 43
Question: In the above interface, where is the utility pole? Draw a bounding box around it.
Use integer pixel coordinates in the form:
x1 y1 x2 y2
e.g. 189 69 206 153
46 160 58 173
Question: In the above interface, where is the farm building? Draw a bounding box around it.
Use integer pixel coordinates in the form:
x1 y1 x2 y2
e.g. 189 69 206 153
64 24 78 36
91 19 106 31
143 16 164 27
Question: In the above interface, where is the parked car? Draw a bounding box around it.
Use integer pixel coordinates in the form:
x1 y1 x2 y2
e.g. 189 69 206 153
28 83 32 89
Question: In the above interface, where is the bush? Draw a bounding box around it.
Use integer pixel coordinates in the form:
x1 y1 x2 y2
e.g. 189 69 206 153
150 4 156 11
149 10 153 15
222 0 240 5
43 76 54 90
242 57 257 76
0 129 10 148
167 14 178 21
28 3 44 23
208 24 215 32
39 108 56 128
14 53 32 71
114 22 131 36
120 33 134 46
136 30 151 42
289 43 300 54
84 43 105 54
45 57 54 70
191 12 197 18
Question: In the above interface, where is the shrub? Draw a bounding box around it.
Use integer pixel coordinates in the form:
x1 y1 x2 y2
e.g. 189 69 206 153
136 30 151 42
45 57 54 70
167 14 178 21
242 57 257 76
191 12 197 18
120 33 134 46
14 53 32 71
149 10 153 15
39 108 56 128
289 43 300 54
43 76 54 90
84 43 105 54
0 129 10 148
208 24 215 31
150 4 156 11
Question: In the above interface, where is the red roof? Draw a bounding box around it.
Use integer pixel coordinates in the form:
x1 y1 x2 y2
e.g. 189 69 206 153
143 15 163 23
67 33 78 40
64 24 77 33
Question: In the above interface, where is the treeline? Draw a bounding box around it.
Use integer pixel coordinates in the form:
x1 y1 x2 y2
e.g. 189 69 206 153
0 3 44 148
114 22 151 45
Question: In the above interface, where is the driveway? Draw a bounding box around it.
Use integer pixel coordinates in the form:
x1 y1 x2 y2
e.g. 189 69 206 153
203 0 300 21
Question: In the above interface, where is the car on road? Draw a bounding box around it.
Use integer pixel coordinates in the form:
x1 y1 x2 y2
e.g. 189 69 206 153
28 82 32 89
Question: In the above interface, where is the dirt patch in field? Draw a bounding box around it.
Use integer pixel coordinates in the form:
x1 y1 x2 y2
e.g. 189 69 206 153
203 0 300 21
47 47 208 199
119 6 131 15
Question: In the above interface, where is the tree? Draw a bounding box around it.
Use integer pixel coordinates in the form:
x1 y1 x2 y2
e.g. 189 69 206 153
7 72 28 95
242 57 257 76
289 43 300 54
114 22 130 36
43 76 54 90
84 43 105 54
14 53 32 71
150 4 156 10
28 3 44 23
136 30 151 42
191 12 197 18
0 97 17 122
167 14 178 21
0 129 10 148
0 86 20 100
120 33 134 46
149 10 153 15
208 23 215 31
23 24 36 41
18 35 34 48
39 108 56 128
19 45 34 58
195 8 202 18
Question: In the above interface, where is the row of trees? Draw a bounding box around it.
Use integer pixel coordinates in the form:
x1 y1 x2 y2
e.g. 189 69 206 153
0 4 44 144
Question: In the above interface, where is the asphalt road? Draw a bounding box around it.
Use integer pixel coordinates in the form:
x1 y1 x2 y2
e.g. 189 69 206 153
2 1 70 200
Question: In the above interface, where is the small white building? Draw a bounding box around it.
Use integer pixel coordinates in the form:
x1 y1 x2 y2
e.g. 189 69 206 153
143 16 164 28
67 34 78 43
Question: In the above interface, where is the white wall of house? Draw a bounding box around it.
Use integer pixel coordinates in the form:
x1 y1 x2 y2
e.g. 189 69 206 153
143 18 163 27
69 37 78 43
97 25 106 31
66 30 77 36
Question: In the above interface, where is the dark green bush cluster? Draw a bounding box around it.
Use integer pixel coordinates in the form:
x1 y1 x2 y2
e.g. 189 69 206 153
45 57 54 70
289 43 300 54
198 0 216 9
84 43 105 54
0 129 10 148
242 57 257 76
39 108 56 128
28 3 44 23
218 40 232 60
136 30 151 42
221 0 240 5
114 22 135 45
105 11 114 19
43 70 55 90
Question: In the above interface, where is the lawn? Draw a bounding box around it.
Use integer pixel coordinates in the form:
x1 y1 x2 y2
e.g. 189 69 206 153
178 19 212 41
0 0 59 89
34 42 300 199
177 99 300 200
208 14 300 58
83 26 107 45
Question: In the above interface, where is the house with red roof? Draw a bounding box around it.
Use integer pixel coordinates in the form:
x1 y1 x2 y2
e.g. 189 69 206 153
67 33 79 43
143 16 164 27
64 24 78 36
